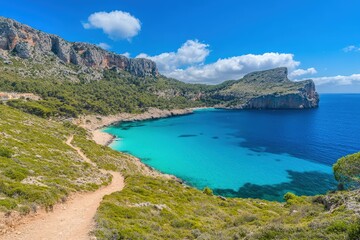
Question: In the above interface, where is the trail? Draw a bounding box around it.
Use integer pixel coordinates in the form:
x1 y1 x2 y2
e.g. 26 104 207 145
1 135 124 240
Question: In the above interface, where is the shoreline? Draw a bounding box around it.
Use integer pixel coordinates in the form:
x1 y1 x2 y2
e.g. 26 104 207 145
75 107 205 181
75 107 208 146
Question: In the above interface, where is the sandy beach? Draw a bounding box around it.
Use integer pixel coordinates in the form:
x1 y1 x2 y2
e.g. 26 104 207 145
92 129 115 146
75 107 196 146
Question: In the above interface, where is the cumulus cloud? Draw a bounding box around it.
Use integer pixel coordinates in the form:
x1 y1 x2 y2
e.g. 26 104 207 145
166 53 305 83
137 40 313 83
137 40 210 72
120 52 130 58
83 10 141 40
307 74 360 86
288 68 317 78
343 45 360 52
97 42 111 50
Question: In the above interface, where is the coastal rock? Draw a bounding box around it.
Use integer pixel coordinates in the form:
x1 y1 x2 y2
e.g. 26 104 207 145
0 17 158 78
214 67 319 109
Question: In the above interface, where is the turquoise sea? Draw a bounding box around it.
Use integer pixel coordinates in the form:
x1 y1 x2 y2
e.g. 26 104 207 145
104 94 360 201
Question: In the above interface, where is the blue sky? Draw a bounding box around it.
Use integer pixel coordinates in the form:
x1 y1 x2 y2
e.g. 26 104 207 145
1 0 360 92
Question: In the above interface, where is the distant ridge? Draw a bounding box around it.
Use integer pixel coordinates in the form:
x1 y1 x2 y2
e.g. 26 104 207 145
0 16 158 77
0 16 319 112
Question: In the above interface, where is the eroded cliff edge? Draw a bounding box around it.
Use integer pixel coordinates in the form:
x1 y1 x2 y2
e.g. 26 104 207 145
0 17 158 78
212 67 319 109
0 16 319 111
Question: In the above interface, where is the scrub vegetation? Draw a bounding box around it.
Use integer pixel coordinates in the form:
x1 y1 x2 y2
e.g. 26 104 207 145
0 105 115 212
0 104 359 239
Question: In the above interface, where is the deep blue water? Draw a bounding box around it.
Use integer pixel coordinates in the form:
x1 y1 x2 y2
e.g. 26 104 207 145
104 94 360 201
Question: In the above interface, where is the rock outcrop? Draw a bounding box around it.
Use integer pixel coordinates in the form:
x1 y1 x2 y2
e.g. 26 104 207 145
0 17 158 77
215 67 319 109
0 17 320 110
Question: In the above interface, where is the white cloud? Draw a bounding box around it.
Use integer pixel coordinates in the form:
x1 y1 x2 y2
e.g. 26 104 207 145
289 68 317 78
166 53 304 83
307 74 360 86
83 10 141 40
97 42 111 50
137 40 210 72
120 52 130 58
137 40 309 83
343 45 360 52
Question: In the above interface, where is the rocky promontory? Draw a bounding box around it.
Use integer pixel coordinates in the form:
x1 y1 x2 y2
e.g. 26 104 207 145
213 67 319 109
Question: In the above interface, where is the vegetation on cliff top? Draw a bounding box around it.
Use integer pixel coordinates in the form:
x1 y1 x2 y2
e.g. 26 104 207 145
0 62 210 117
333 151 360 190
0 57 317 118
95 177 359 240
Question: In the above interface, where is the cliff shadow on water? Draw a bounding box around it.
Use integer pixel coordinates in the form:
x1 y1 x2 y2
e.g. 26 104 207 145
213 170 337 201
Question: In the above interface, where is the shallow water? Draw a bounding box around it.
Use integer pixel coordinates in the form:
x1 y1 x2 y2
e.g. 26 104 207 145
104 94 360 201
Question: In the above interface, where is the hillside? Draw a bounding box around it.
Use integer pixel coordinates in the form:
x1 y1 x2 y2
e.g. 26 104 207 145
0 104 134 213
0 104 359 239
0 17 318 118
3 16 359 239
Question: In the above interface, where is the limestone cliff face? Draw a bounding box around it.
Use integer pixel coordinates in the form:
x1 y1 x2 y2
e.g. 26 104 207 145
241 80 319 109
215 67 319 109
0 17 158 77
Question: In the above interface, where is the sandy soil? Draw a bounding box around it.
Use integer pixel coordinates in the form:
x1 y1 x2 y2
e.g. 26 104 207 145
0 136 124 240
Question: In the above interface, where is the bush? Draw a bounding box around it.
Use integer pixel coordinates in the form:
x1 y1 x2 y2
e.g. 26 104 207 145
0 146 13 158
326 221 348 234
333 152 360 189
0 199 17 210
203 187 213 196
284 192 296 202
347 219 360 240
4 167 28 181
19 205 31 215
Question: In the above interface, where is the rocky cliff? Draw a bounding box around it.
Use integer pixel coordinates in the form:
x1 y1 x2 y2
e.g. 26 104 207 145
214 67 319 109
0 17 319 112
0 17 158 77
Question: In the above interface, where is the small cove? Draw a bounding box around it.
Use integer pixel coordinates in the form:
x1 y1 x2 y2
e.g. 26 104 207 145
104 94 360 201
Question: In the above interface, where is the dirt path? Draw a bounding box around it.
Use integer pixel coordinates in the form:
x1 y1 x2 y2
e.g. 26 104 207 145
1 136 124 240
66 135 96 167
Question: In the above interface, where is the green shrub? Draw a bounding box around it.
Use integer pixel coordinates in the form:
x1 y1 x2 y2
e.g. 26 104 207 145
0 199 17 210
203 187 213 196
333 152 360 189
4 167 29 181
326 221 348 234
284 192 296 202
284 192 307 206
0 147 13 158
347 219 360 240
19 205 31 215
